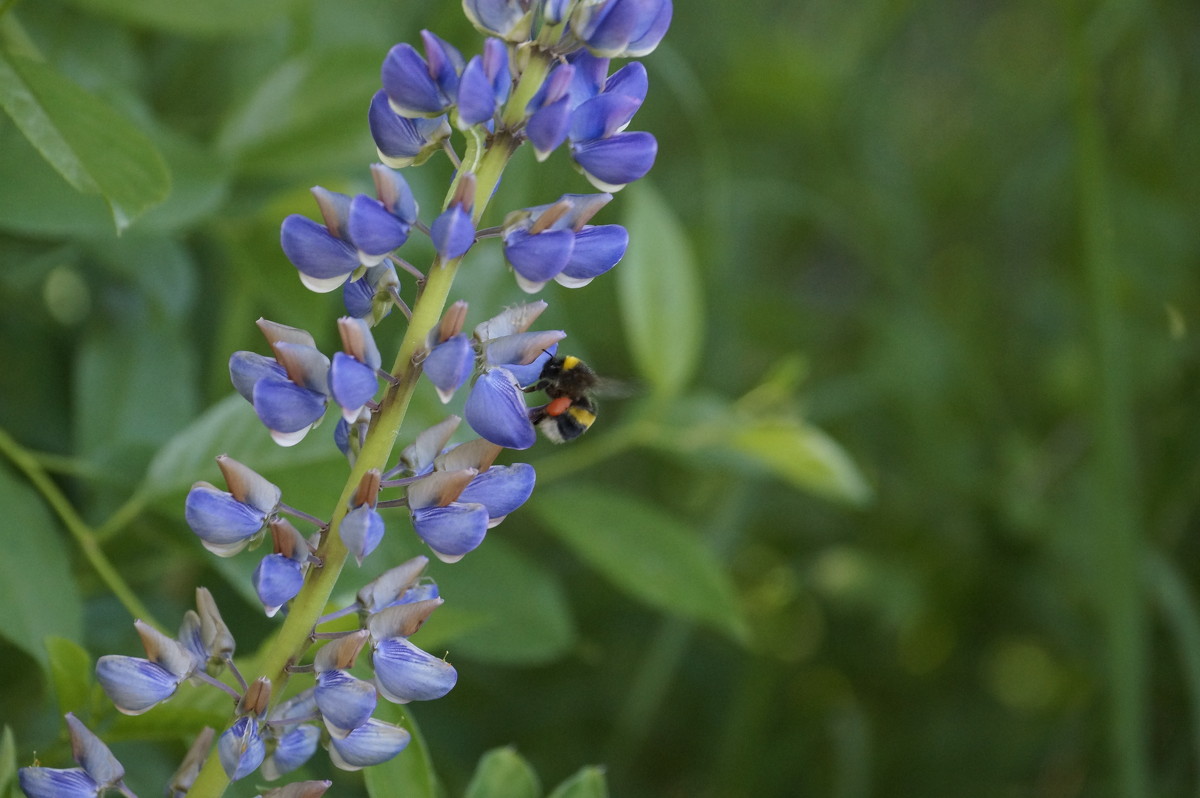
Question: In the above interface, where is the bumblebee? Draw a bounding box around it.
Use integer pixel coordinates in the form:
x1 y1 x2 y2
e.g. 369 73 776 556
524 355 599 443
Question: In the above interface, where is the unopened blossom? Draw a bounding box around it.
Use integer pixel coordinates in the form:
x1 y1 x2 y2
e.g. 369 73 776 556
381 30 464 118
341 470 385 565
343 261 401 323
253 519 312 617
330 317 382 421
430 173 477 260
177 587 235 673
423 301 474 402
167 727 215 798
455 38 511 128
346 165 418 266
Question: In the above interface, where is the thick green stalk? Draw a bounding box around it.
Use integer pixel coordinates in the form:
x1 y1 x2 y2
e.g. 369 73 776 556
1065 4 1146 795
186 47 554 798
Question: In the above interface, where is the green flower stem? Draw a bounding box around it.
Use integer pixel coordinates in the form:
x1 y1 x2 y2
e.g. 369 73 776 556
501 50 551 130
0 426 161 628
185 55 545 798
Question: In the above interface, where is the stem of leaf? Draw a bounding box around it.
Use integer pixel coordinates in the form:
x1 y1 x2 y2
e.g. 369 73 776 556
0 426 161 628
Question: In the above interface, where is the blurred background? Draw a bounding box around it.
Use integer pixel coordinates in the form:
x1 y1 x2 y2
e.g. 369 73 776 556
2 0 1198 796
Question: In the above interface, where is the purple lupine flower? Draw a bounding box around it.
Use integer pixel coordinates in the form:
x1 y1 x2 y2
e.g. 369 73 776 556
264 724 322 781
252 519 312 617
18 767 101 798
96 622 197 715
261 689 321 780
366 599 457 702
406 469 490 562
177 587 236 673
95 656 185 716
343 261 400 323
456 38 511 128
342 502 386 566
500 193 627 291
368 90 451 168
330 317 382 421
464 367 536 450
430 173 477 260
279 186 362 294
185 455 280 556
341 470 385 565
457 463 536 526
429 437 535 528
253 554 305 617
424 333 474 402
371 636 458 703
395 416 462 483
347 164 419 266
356 556 437 614
462 0 530 41
19 713 132 798
230 321 331 447
312 632 378 738
524 63 575 160
381 31 465 118
315 669 378 737
218 716 266 781
571 129 657 191
571 0 673 58
325 718 411 771
334 407 371 464
422 301 474 402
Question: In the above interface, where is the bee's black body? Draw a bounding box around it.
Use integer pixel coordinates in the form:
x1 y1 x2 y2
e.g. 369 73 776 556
524 355 599 443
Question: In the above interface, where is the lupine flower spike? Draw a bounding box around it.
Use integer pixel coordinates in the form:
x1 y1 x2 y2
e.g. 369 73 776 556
69 1 672 792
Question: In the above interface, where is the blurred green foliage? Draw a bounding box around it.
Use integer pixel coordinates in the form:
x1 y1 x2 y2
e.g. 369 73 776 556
1 0 1199 797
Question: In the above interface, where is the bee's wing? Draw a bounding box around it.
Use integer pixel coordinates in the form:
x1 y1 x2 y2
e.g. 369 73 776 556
591 376 639 400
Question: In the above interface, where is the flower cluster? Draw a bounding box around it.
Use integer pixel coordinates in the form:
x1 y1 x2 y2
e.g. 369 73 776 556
40 1 671 794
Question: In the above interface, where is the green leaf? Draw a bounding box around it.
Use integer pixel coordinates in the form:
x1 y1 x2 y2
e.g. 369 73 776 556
75 302 198 471
0 51 169 232
728 418 872 505
61 0 299 36
364 704 439 798
46 637 93 717
618 181 703 398
531 485 747 642
547 766 608 798
0 468 83 670
422 538 575 665
140 394 341 502
215 48 381 173
463 747 541 798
